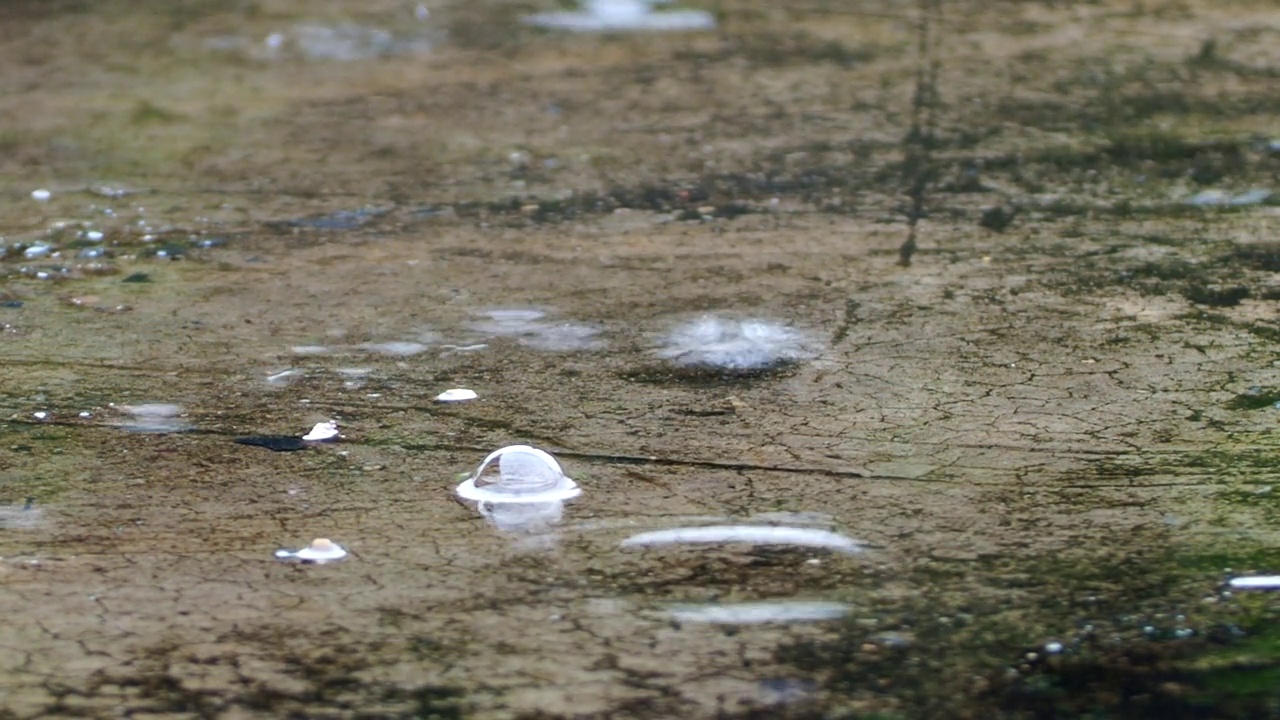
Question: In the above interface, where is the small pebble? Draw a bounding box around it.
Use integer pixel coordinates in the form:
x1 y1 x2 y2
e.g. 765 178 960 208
31 189 51 202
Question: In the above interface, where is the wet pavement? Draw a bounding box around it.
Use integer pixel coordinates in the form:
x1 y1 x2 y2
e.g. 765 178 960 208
2 0 1280 718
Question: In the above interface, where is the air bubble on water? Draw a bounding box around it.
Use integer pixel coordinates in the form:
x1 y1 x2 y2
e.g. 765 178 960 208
274 538 347 564
456 445 581 503
456 446 580 536
655 315 823 370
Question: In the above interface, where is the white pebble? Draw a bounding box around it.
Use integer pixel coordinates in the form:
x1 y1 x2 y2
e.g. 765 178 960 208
436 388 478 402
84 230 104 241
32 411 48 420
1044 641 1064 654
30 189 51 202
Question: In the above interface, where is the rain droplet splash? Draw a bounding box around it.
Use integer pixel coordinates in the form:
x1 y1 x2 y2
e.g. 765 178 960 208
656 315 822 371
275 538 348 564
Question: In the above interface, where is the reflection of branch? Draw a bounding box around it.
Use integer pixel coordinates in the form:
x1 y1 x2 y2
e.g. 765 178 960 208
899 0 943 267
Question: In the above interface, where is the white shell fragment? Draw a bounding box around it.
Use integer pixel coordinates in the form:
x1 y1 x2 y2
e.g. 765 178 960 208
301 420 340 442
1227 575 1280 590
668 601 850 624
275 538 348 563
455 445 580 503
436 388 478 402
621 525 864 554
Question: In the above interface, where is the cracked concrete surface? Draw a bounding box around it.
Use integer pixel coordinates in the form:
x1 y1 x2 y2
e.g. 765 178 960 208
2 0 1280 717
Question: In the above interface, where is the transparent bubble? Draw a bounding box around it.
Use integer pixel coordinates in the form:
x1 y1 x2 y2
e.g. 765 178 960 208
455 445 580 503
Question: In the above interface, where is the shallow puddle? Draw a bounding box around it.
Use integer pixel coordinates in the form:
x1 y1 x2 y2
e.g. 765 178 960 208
2 0 1280 718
